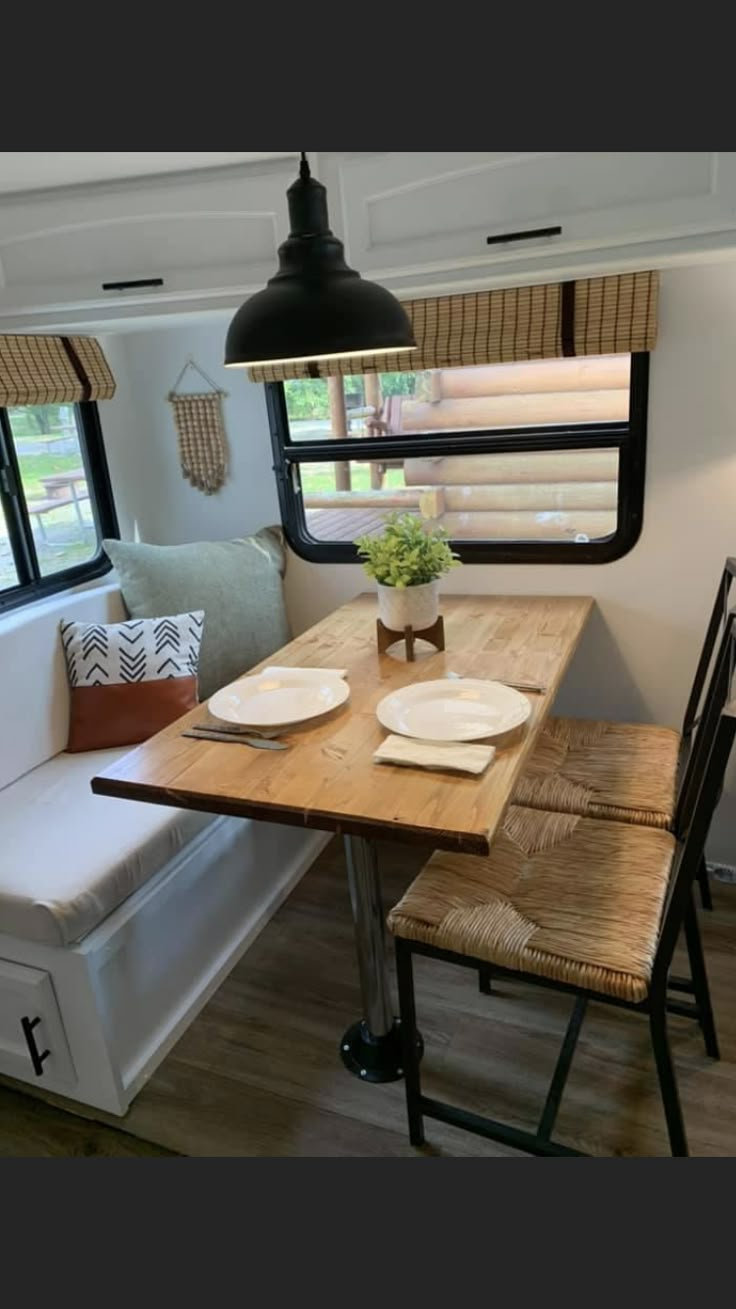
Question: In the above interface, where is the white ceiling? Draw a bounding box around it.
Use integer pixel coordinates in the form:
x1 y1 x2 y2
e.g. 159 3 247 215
0 152 298 194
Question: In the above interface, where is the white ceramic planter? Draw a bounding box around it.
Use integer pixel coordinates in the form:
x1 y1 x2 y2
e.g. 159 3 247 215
377 579 440 631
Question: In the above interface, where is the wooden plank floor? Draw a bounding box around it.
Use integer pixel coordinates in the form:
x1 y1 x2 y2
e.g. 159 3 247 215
0 1082 176 1157
2 838 736 1157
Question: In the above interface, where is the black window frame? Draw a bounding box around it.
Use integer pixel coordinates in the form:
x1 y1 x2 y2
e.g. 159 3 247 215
267 351 649 566
0 401 119 614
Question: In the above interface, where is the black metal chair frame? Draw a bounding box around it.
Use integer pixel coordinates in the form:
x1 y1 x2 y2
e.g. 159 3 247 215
683 558 736 909
395 613 736 1157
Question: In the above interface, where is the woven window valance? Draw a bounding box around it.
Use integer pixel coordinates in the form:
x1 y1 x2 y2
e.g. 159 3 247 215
0 335 116 406
248 270 658 383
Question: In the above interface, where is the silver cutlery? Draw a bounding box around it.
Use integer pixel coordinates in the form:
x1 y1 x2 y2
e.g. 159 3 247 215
446 670 547 693
200 720 281 739
497 679 548 693
183 728 289 750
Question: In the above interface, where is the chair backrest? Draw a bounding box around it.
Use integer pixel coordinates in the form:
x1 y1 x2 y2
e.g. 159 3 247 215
653 612 736 984
682 557 736 741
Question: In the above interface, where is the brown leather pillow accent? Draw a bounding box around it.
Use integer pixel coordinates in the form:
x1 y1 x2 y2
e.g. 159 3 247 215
67 677 198 752
60 610 204 753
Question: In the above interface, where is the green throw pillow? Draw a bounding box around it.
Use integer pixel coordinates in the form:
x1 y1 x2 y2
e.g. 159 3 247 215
103 529 291 700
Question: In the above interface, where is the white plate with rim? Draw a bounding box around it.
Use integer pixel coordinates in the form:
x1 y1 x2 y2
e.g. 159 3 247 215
208 670 350 728
376 678 531 743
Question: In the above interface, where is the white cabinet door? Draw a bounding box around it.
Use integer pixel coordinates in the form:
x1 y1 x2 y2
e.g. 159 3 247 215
0 958 76 1086
0 158 298 328
4 152 736 327
330 152 736 289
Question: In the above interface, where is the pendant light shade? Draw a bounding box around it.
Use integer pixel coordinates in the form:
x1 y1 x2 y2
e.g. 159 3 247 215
224 153 416 372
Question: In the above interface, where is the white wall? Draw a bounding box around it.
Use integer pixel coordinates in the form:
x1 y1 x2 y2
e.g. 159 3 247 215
100 321 278 545
99 263 736 860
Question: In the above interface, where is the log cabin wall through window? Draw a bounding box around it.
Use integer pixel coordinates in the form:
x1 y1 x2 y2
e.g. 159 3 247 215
267 350 649 565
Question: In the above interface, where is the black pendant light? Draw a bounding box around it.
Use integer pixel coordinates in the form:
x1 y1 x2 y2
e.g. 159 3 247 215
225 153 416 372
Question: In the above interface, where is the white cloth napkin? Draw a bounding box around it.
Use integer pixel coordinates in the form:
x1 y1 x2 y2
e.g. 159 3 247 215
259 665 349 680
373 734 496 775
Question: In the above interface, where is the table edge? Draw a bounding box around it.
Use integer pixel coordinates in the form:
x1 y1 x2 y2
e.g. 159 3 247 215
90 775 492 856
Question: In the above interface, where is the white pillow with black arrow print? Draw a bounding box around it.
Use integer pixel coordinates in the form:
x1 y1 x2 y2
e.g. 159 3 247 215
60 611 204 751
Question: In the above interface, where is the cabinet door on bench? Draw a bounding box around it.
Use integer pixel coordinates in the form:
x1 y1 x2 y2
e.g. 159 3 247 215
0 959 75 1086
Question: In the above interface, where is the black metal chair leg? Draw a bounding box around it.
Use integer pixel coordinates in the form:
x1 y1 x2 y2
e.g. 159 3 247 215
697 855 713 911
537 996 587 1141
395 940 425 1148
684 893 720 1059
478 966 492 995
649 1001 688 1156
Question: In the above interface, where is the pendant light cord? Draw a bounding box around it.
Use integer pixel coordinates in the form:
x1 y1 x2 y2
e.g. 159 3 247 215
299 150 311 180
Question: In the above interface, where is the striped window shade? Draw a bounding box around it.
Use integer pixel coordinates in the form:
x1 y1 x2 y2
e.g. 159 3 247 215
248 270 658 383
0 335 116 405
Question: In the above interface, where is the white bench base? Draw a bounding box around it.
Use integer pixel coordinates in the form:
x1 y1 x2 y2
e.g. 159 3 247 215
0 815 329 1115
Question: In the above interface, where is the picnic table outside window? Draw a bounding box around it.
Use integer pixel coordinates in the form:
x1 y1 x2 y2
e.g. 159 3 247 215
28 468 90 540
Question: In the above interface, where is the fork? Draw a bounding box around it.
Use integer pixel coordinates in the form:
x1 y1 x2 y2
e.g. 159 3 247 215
183 727 288 750
446 670 548 693
199 719 281 739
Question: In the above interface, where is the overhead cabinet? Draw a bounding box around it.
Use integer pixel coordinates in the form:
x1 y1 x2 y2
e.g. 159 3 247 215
1 153 736 328
0 159 300 329
329 152 736 292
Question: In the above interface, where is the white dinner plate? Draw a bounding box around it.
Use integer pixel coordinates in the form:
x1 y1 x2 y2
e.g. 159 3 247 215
376 678 531 743
208 670 349 728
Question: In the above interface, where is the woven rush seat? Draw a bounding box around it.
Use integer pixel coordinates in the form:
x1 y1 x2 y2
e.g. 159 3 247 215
512 717 680 828
388 806 675 1003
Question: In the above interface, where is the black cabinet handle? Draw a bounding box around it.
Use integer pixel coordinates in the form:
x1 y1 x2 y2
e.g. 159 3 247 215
486 225 562 246
102 278 164 291
21 1016 50 1077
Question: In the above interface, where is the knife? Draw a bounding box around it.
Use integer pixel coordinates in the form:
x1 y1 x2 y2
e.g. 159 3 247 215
182 728 288 750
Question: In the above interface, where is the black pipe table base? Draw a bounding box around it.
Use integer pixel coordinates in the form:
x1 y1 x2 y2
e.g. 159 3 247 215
340 834 423 1083
340 1019 406 1083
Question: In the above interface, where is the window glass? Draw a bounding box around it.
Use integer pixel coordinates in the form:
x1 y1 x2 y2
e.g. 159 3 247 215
270 353 645 565
284 356 631 442
0 402 118 610
7 405 99 578
301 448 620 545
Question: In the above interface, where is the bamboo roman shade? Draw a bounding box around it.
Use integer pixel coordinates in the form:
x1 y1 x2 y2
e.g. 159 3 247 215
248 270 658 382
0 335 116 405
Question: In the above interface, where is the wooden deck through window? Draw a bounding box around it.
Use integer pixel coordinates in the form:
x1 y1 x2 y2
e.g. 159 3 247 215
305 506 398 541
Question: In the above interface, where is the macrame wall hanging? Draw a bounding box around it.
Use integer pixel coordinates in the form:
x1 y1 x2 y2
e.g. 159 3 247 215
168 359 229 495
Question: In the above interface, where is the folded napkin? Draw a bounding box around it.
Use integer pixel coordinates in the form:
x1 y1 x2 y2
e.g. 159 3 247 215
259 665 348 680
373 734 496 775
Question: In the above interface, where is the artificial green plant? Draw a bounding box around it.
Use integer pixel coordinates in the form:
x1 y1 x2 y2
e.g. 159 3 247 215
355 512 460 588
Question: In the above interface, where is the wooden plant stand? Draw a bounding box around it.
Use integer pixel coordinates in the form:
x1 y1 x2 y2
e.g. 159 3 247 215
376 615 445 662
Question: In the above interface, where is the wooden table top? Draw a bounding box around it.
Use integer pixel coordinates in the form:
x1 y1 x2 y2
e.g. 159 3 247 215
91 593 593 855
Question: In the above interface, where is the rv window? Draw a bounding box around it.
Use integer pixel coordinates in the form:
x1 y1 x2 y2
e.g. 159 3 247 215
0 402 118 611
267 353 648 564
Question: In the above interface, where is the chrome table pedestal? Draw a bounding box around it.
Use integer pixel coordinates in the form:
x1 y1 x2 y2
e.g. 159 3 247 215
340 834 422 1083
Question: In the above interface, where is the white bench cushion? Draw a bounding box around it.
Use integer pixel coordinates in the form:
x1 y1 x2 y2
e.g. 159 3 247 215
0 749 214 947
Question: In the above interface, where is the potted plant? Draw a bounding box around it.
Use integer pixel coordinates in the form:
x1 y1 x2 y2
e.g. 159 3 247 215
355 512 460 631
